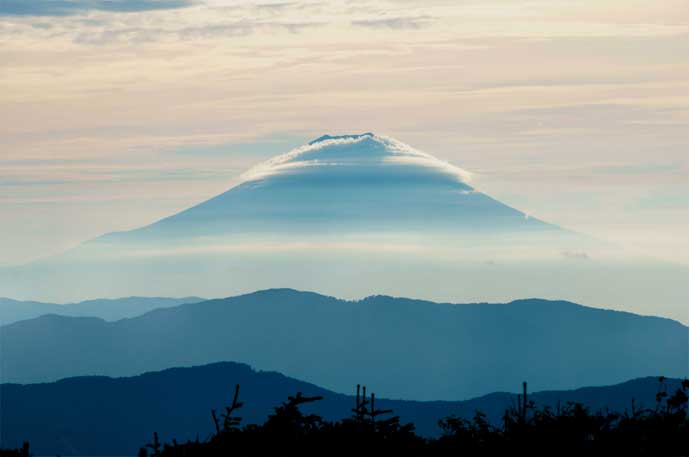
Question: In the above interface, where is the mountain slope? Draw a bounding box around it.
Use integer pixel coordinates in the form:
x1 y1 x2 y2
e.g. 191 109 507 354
98 133 557 240
0 296 203 325
1 289 685 400
0 361 682 456
0 133 686 322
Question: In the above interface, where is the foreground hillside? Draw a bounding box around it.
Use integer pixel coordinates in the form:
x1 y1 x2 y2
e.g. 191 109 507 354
1 289 686 399
1 361 684 456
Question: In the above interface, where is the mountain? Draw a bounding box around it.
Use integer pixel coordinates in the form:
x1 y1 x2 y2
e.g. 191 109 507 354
0 296 203 325
0 361 682 456
0 133 686 322
99 132 558 238
1 289 685 400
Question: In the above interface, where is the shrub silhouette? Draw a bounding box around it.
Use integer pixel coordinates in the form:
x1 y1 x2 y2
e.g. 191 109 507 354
0 442 30 457
126 377 687 456
211 383 243 434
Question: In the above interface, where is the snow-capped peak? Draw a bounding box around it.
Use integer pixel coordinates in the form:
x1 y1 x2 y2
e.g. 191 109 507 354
240 132 472 185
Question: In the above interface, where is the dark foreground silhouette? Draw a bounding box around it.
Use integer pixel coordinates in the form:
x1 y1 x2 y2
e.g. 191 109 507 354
0 443 29 457
132 378 688 457
4 362 686 455
2 377 687 456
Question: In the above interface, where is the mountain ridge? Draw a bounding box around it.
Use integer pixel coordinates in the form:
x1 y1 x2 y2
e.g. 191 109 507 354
6 289 683 330
1 289 685 399
0 295 204 325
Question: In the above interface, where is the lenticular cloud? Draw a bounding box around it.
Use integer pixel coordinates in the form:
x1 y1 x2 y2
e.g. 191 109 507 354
240 133 472 185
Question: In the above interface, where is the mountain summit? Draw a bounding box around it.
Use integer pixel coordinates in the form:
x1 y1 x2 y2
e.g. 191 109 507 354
102 133 555 242
1 133 686 322
243 132 471 185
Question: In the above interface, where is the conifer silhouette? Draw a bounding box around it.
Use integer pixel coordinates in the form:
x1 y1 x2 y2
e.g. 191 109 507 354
121 377 689 457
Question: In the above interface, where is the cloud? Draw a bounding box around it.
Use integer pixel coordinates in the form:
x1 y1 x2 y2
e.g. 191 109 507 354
252 2 296 13
0 0 193 16
177 19 323 38
68 19 324 44
240 133 472 185
351 15 432 30
562 250 590 260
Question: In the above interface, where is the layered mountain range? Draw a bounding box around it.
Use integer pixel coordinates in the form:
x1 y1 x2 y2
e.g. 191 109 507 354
0 296 203 325
2 289 686 400
1 133 686 322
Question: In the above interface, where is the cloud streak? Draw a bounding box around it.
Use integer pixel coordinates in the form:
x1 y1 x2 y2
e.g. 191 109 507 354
562 250 590 260
0 0 193 16
70 19 324 44
351 15 433 30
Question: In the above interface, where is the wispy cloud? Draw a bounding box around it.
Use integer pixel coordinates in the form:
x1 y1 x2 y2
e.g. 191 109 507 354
0 0 193 16
351 15 433 30
562 250 590 260
70 19 324 44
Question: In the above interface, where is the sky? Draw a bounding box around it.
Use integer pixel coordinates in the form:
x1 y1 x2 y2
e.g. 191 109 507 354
1 0 688 266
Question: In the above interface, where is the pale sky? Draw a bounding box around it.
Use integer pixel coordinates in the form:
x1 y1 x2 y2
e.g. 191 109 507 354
1 0 688 266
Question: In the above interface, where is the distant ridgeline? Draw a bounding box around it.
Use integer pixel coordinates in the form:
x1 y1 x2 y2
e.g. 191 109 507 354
1 362 687 456
1 290 687 401
0 296 203 325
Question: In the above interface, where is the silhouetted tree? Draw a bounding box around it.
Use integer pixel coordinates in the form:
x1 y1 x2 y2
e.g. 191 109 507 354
0 442 30 457
141 377 688 457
